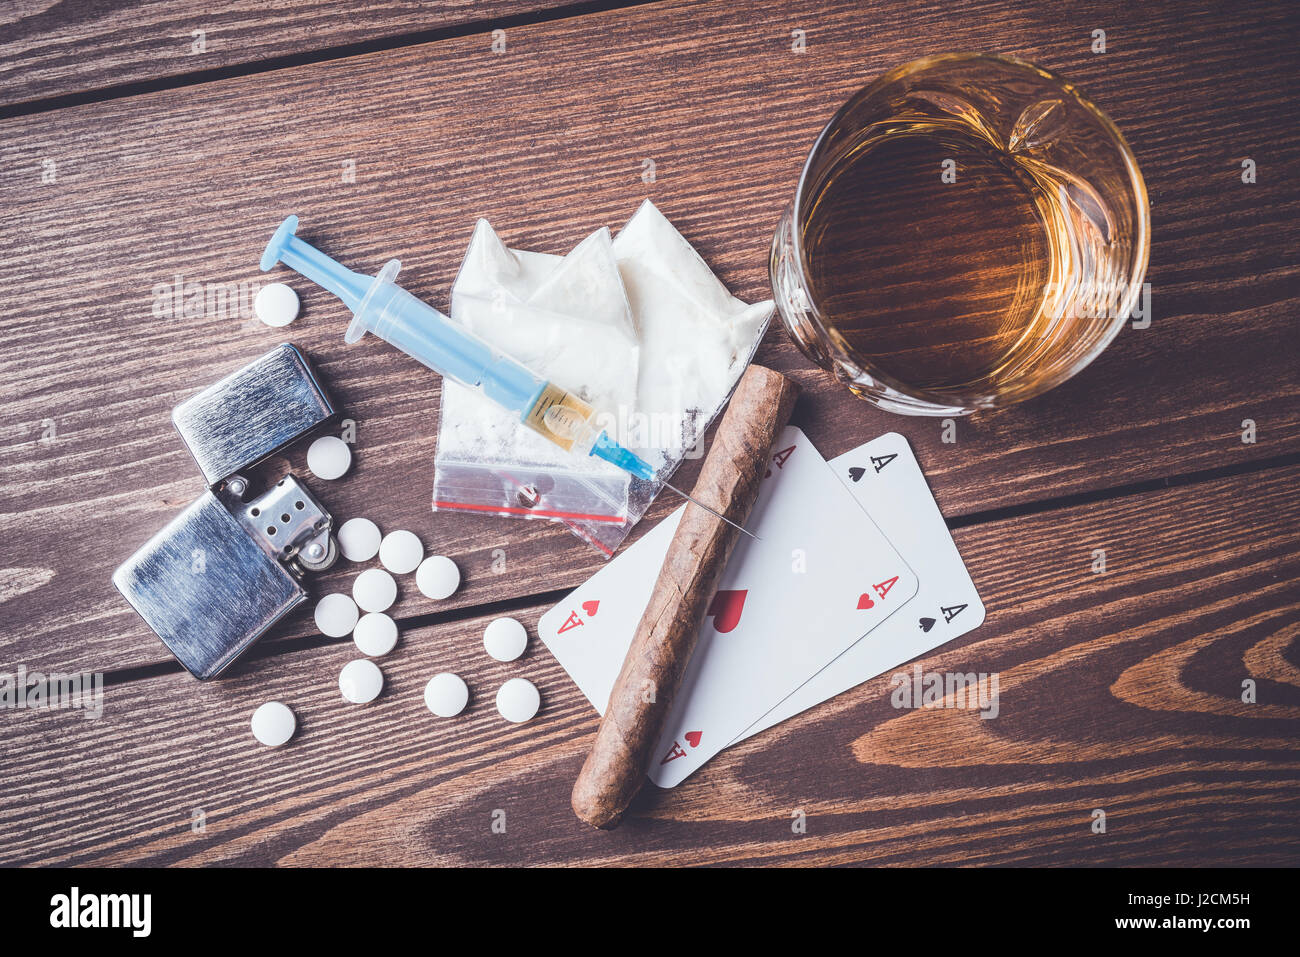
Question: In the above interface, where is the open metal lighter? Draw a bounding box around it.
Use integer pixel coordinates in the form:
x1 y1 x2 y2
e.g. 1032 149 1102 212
113 344 341 679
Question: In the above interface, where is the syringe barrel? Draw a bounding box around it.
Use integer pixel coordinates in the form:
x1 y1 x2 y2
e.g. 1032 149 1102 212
356 273 545 417
349 259 617 461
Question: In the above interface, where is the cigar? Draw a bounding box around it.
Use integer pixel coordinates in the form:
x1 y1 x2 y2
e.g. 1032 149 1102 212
571 365 801 828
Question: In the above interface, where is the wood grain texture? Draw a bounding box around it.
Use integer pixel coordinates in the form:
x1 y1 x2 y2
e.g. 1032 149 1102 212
0 0 585 109
1 0 1297 679
3 466 1296 867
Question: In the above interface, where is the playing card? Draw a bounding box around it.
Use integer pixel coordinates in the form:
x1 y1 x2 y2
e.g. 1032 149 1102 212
733 432 985 742
538 426 919 788
538 514 680 709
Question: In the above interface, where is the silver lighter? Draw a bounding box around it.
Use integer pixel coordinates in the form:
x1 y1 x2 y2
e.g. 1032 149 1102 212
113 344 341 679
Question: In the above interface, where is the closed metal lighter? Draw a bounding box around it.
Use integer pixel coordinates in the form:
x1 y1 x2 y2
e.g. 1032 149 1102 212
113 344 341 679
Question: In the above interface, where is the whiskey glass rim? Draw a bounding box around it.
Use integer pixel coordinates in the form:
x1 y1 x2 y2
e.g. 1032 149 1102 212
788 52 1152 412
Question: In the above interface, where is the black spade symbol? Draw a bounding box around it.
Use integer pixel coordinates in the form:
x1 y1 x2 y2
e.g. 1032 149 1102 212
919 617 936 633
848 467 866 483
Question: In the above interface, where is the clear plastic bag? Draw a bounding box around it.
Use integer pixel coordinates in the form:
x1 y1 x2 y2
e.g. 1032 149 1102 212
433 201 772 557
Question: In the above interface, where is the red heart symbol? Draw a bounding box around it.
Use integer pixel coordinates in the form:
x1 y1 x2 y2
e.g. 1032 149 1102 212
706 589 747 633
857 593 875 610
684 730 702 748
581 600 599 617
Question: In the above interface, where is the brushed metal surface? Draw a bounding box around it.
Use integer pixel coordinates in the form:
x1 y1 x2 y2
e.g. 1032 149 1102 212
112 492 305 679
172 343 334 486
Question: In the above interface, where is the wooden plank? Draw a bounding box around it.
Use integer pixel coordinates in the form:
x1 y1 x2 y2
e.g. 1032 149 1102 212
0 0 585 110
2 0 1298 674
3 465 1296 867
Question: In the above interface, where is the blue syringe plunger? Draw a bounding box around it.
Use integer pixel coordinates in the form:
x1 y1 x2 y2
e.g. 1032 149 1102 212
260 215 370 312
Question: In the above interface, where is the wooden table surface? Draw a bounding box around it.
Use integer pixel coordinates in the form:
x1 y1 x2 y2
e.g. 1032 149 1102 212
2 0 1298 867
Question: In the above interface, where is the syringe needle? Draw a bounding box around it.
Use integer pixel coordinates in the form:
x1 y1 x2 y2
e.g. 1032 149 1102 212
661 481 760 541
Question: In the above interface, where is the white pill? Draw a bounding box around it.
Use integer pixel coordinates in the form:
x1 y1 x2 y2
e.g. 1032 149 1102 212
353 567 397 613
424 672 469 717
339 659 384 703
353 612 398 656
416 555 460 599
254 282 300 328
313 592 359 638
337 517 382 562
250 701 296 746
495 677 540 723
483 616 528 662
307 435 352 480
379 529 423 574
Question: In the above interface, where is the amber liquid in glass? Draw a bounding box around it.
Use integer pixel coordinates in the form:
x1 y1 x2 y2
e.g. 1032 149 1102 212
801 119 1085 397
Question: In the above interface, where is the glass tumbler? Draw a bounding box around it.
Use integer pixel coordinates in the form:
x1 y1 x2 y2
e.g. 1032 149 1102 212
770 53 1150 415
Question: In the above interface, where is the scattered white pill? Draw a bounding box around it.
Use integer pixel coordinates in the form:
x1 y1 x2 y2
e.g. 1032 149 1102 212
337 517 382 562
379 529 423 574
353 567 397 613
307 435 352 480
313 592 359 638
496 677 540 723
483 616 528 662
353 612 398 656
424 672 469 717
416 555 460 599
250 701 296 746
339 659 384 704
254 282 300 328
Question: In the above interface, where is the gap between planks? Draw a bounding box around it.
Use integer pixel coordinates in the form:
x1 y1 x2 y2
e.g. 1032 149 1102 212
98 445 1300 688
0 0 666 121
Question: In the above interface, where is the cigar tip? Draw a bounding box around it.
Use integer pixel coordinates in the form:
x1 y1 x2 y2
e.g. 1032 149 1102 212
571 788 623 830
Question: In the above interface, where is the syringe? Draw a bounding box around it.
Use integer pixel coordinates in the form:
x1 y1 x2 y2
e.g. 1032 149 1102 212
260 216 757 539
261 215 655 481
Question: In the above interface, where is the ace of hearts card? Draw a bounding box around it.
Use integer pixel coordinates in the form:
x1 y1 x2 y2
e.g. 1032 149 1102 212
539 426 919 787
